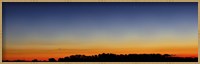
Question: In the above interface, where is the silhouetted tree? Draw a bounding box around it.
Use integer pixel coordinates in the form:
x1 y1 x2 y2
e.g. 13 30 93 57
32 59 38 62
58 58 64 62
163 54 171 57
48 58 56 62
3 53 198 62
13 60 26 62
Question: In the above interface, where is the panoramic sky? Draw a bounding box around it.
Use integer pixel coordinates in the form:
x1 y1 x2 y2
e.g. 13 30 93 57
3 2 198 61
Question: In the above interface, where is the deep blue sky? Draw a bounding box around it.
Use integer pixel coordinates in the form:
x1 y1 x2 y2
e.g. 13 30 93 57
2 2 198 49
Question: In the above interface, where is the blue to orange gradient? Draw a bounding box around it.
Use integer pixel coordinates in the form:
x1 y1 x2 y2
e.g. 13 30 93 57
2 2 198 61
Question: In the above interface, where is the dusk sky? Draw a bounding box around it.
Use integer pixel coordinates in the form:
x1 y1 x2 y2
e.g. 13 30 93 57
3 2 198 60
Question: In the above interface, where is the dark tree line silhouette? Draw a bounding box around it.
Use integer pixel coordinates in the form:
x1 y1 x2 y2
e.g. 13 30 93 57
3 53 198 62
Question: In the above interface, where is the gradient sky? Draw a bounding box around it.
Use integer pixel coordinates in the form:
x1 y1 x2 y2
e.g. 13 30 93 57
3 2 198 60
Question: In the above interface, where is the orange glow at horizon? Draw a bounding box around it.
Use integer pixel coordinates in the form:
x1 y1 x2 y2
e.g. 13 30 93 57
3 46 198 61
